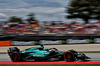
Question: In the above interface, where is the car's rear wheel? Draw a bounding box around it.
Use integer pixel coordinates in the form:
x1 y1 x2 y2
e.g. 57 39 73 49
64 51 75 62
10 52 21 62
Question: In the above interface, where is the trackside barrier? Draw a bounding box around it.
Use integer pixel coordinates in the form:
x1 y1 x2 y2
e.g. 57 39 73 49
0 41 12 46
1 35 100 45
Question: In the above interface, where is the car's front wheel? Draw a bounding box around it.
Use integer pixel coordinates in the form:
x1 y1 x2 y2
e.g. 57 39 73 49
64 51 75 62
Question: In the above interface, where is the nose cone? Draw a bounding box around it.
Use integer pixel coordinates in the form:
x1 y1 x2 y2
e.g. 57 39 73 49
86 57 91 59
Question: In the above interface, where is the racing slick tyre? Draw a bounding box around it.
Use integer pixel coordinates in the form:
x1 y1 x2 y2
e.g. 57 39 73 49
10 52 22 62
64 51 75 62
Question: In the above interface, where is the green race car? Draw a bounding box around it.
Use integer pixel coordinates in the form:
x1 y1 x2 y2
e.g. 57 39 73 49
7 45 91 62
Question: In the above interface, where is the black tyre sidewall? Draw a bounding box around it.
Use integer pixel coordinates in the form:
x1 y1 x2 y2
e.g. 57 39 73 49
10 52 21 62
64 51 75 62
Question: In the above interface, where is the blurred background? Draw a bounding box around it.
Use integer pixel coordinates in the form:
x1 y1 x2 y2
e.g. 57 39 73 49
0 0 100 35
0 0 100 45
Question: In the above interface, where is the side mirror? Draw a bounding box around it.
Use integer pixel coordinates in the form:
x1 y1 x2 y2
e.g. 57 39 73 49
41 45 44 48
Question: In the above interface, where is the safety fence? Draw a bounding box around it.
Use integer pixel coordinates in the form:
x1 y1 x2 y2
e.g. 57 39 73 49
0 37 100 46
1 35 100 46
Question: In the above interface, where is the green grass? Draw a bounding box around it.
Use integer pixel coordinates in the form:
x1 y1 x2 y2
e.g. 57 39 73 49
0 52 7 54
0 64 100 66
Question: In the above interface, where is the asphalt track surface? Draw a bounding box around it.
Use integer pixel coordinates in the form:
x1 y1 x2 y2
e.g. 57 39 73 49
0 53 100 62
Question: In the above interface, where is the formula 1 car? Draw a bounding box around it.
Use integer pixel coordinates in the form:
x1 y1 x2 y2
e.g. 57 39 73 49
7 45 91 62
